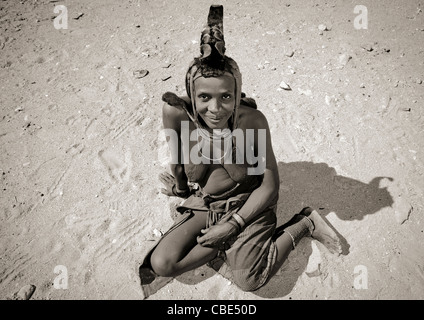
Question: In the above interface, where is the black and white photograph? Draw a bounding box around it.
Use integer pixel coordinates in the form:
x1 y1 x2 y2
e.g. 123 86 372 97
0 0 423 303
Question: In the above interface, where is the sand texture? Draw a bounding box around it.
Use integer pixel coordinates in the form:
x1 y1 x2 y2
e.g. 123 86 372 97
1 0 423 300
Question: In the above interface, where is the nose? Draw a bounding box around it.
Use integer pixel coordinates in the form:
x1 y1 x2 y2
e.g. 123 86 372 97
208 99 221 113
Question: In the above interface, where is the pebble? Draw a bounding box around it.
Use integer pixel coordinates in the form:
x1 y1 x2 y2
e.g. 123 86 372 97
0 36 5 50
133 69 149 78
306 265 322 278
305 242 322 277
285 50 294 57
279 81 291 90
14 284 36 300
73 13 84 20
153 229 163 237
394 201 413 225
338 54 352 66
416 79 422 84
318 24 328 31
361 43 374 52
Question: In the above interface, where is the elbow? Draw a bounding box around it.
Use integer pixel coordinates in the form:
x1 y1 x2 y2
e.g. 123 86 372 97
261 181 279 202
268 174 280 200
270 184 279 202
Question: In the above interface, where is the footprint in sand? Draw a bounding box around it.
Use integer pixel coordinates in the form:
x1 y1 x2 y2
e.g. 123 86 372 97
98 146 132 184
1 250 37 287
106 107 145 141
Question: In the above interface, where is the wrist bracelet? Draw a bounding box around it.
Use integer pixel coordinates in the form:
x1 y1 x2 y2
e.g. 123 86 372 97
232 213 246 228
172 184 190 198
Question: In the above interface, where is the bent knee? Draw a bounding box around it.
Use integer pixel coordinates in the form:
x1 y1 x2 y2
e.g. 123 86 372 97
232 272 264 292
150 251 178 277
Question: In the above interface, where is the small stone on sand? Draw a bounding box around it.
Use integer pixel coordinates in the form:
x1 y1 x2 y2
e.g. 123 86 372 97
318 24 328 31
279 81 291 90
14 284 36 300
133 69 149 78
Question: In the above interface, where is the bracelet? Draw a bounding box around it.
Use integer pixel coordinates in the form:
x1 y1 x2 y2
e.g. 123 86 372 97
231 213 246 228
172 184 190 198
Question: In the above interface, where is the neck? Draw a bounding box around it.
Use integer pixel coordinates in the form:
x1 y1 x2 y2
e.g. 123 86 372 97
198 126 232 142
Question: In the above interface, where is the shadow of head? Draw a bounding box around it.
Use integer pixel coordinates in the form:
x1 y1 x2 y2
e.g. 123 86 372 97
276 161 394 222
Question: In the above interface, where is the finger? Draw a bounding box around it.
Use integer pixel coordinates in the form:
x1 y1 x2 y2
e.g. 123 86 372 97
159 174 174 185
197 237 213 248
217 217 230 225
161 176 174 186
159 172 173 181
200 228 209 234
196 236 204 244
162 172 174 180
159 172 171 180
160 188 171 195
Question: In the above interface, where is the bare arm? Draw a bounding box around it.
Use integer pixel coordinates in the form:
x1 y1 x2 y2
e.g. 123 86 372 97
234 110 279 223
162 102 189 191
197 110 279 247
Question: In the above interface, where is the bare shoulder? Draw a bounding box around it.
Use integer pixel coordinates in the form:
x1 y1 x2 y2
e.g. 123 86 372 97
237 105 269 130
162 100 190 131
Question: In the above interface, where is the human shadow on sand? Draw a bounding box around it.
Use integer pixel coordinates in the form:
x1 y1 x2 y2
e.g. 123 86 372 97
173 161 394 298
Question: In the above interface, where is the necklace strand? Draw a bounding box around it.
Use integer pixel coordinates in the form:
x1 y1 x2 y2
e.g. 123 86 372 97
196 128 233 161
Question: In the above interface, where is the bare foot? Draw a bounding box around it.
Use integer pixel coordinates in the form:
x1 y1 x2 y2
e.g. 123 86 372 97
301 207 342 255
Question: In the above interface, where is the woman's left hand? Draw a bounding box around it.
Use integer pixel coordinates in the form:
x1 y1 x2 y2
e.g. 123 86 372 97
196 222 238 248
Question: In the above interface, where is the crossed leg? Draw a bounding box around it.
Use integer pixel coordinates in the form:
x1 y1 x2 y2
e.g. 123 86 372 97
150 210 218 277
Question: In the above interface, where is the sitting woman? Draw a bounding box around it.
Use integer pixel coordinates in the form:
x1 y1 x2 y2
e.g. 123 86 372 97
139 5 341 295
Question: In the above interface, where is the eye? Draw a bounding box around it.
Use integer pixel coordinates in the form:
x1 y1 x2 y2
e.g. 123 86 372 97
222 94 232 100
198 94 210 101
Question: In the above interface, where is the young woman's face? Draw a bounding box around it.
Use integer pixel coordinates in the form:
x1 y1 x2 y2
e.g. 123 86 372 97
194 75 235 130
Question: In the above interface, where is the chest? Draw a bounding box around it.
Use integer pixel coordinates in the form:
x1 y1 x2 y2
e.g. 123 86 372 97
180 123 254 182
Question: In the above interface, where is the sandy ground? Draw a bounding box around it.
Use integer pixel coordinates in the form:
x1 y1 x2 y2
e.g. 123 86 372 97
1 0 423 300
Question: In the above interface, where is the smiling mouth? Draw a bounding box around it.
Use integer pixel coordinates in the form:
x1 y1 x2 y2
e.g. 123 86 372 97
207 117 222 122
